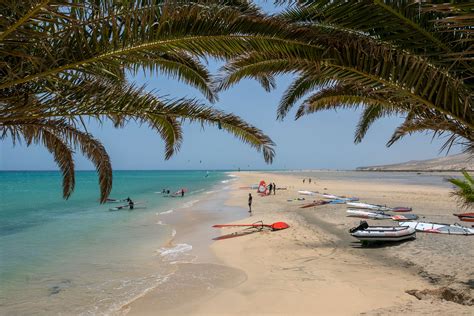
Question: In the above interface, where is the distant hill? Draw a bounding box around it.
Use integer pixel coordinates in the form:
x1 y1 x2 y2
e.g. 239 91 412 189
357 153 473 171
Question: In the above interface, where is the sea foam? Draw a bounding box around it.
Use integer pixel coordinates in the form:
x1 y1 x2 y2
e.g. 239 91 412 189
159 209 174 215
158 243 192 259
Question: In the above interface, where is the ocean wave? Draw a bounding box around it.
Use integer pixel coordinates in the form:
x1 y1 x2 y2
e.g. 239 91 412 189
109 273 173 316
157 243 192 260
228 174 237 177
159 209 174 215
221 179 230 184
156 220 165 226
188 188 205 195
181 200 199 208
171 229 177 238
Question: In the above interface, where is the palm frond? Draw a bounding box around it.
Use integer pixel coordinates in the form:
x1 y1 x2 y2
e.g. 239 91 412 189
446 170 474 209
12 122 76 200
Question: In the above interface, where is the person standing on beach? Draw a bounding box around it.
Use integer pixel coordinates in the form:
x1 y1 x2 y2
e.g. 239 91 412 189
273 183 276 195
248 193 253 213
309 178 311 184
303 179 305 184
268 182 273 195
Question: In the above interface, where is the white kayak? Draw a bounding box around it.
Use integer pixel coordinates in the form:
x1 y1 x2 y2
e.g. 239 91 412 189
346 209 392 220
398 222 474 235
298 190 317 196
350 221 416 242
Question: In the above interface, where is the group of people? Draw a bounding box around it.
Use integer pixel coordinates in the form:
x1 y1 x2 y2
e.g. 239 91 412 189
125 197 134 209
247 181 277 214
268 182 277 195
302 178 313 184
161 189 185 197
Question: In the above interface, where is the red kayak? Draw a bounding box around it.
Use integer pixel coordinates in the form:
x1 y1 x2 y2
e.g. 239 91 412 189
213 221 290 231
453 213 474 222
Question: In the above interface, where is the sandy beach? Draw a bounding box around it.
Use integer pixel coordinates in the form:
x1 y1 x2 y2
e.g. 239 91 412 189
125 171 473 315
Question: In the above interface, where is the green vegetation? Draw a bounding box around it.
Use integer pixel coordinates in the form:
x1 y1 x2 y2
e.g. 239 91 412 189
0 0 277 202
448 171 474 209
218 1 473 152
2 1 472 202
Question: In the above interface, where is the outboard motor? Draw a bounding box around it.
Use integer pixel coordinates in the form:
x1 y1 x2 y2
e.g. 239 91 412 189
349 221 369 233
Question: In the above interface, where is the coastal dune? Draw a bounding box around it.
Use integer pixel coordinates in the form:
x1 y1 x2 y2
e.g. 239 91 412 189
127 171 473 315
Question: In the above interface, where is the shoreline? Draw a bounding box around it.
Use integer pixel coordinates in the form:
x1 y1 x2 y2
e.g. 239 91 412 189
123 176 250 315
124 171 473 315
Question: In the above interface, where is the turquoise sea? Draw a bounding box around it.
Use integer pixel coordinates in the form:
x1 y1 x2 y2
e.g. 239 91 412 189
0 170 229 315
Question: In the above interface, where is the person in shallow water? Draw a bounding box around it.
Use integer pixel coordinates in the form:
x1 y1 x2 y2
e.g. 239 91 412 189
181 189 185 197
126 197 134 210
248 193 253 213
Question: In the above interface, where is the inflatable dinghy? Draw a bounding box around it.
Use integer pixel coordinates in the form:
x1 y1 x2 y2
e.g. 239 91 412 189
349 221 416 242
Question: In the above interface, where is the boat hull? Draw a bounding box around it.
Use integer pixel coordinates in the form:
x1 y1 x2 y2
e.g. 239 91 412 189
350 225 416 242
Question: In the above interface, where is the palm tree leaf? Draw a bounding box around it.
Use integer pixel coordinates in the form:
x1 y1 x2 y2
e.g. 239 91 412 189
2 118 113 202
19 122 75 200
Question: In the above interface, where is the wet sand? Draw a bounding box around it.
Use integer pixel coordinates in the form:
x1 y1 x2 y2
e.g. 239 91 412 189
126 171 473 315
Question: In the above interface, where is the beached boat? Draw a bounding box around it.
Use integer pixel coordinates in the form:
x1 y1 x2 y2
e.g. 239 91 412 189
398 221 474 235
346 202 411 212
349 221 416 242
453 213 474 222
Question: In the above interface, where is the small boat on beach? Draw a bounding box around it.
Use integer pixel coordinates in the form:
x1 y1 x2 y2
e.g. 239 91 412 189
453 213 474 222
346 202 412 212
349 221 416 242
398 221 474 235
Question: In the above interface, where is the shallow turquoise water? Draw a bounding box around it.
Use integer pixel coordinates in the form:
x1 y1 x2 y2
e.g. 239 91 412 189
0 170 227 314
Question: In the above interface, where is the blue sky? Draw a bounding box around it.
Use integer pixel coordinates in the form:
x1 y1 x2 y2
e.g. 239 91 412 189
0 3 462 171
0 65 460 171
